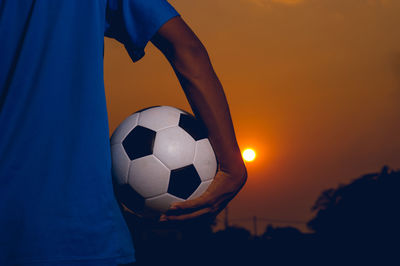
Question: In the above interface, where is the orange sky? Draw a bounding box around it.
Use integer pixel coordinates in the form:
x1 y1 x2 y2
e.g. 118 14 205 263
104 0 400 233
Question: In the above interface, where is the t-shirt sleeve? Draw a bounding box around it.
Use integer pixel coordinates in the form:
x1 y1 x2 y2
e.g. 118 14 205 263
105 0 180 62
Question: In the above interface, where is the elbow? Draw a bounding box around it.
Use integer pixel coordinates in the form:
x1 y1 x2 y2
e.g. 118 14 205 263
240 163 248 188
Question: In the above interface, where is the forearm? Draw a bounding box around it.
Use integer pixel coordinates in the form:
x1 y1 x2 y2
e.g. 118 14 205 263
151 17 246 218
169 43 246 179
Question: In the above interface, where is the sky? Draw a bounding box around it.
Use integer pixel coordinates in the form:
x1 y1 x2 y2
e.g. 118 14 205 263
104 0 400 233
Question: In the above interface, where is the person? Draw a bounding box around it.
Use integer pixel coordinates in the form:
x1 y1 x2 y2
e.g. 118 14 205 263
0 0 247 265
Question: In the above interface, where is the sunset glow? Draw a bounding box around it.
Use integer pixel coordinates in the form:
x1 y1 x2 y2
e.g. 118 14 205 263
105 0 400 234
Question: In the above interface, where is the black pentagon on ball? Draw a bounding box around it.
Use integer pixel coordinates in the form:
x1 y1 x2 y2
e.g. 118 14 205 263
122 126 156 160
178 114 208 141
168 164 202 199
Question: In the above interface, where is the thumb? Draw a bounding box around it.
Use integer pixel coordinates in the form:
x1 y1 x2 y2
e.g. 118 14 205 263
168 195 208 212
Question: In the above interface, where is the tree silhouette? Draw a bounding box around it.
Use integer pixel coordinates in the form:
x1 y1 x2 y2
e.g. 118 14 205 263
307 165 400 263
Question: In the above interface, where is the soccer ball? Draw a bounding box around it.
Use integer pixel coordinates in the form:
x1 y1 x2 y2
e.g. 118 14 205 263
110 106 218 216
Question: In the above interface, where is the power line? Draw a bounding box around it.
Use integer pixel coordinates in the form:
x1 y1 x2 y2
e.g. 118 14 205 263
253 216 258 236
224 206 229 229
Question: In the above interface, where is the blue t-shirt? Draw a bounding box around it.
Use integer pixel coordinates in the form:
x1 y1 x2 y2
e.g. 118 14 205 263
0 0 180 265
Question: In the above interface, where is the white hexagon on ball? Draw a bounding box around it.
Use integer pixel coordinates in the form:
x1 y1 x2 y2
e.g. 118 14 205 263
193 139 217 181
188 180 213 200
110 113 139 145
111 143 131 184
128 155 170 198
153 127 196 170
145 193 184 213
161 105 189 115
138 106 181 131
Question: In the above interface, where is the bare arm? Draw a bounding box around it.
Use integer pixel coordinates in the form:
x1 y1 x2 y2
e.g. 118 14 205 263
151 16 247 221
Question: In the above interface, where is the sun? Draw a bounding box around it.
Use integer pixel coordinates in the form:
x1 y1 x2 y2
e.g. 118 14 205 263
242 148 256 162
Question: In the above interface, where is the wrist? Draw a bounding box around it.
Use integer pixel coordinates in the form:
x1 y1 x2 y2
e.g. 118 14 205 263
218 152 247 178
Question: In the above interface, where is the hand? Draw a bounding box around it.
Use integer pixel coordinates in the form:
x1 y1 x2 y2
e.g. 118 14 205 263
160 166 247 222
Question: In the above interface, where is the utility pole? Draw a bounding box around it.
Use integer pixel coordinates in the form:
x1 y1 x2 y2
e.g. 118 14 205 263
253 216 258 236
224 206 229 229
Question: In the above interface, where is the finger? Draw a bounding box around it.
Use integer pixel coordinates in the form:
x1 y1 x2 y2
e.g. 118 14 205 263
167 194 211 214
164 207 211 222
